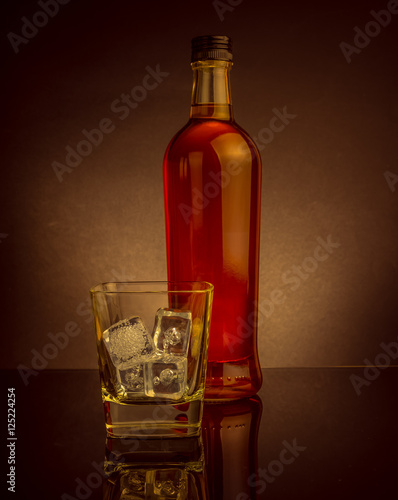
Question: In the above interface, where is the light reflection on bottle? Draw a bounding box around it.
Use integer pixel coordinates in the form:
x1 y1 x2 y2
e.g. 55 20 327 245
202 396 262 499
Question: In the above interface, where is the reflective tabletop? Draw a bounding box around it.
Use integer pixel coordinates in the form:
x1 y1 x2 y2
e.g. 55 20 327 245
2 367 397 498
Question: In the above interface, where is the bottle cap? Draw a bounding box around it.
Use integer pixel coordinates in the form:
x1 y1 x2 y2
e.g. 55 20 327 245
191 35 233 62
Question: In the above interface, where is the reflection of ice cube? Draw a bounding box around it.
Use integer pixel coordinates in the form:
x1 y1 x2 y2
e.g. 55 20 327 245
120 489 143 500
151 469 188 499
120 469 188 499
144 356 187 400
153 309 192 356
103 316 154 367
120 470 146 499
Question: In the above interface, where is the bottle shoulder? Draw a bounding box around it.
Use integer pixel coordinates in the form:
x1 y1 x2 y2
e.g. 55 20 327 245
164 118 261 164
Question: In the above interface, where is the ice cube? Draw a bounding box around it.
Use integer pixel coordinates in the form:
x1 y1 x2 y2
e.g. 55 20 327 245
116 360 146 395
144 356 187 400
103 316 154 367
153 309 192 356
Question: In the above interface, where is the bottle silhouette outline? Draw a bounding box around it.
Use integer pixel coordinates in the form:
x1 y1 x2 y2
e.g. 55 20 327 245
164 35 262 399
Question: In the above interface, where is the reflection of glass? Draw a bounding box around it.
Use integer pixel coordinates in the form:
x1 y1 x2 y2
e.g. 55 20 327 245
103 436 208 499
90 281 213 438
202 396 262 499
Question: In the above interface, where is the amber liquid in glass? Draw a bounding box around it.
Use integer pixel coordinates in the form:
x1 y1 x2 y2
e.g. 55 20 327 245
164 61 262 399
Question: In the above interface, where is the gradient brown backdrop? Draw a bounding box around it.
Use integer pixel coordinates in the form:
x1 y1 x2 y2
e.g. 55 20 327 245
1 0 398 371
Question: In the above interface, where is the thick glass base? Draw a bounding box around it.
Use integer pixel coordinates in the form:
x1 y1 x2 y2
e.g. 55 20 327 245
204 355 262 400
103 398 203 438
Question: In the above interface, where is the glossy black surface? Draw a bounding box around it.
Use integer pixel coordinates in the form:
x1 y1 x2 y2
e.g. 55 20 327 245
1 368 397 499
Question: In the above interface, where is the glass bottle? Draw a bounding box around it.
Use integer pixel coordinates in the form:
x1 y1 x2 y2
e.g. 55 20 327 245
163 35 262 399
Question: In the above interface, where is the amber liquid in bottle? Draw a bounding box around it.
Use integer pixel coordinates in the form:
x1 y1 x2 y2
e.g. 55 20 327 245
164 47 262 399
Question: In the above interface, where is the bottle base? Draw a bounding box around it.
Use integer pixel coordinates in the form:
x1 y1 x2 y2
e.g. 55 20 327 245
204 356 262 400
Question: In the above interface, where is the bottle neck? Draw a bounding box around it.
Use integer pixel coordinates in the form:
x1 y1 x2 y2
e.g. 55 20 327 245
190 60 233 121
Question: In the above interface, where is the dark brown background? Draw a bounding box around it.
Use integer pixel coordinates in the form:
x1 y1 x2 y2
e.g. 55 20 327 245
1 0 398 370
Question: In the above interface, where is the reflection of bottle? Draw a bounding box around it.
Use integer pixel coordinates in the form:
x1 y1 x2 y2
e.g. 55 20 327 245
103 436 208 499
163 36 262 399
202 396 262 499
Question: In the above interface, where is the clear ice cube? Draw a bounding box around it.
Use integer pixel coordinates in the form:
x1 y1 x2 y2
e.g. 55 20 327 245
103 316 154 367
117 360 146 395
152 309 192 356
144 356 187 400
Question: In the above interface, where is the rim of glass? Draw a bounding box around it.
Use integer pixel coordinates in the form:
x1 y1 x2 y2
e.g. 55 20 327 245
90 281 214 294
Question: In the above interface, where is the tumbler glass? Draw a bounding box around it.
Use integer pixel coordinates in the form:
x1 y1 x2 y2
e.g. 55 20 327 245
90 281 213 438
